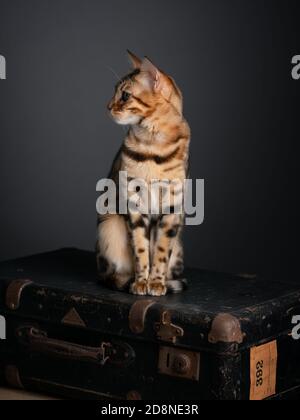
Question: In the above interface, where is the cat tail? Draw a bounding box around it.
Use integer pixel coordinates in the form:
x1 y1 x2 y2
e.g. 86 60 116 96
166 278 188 294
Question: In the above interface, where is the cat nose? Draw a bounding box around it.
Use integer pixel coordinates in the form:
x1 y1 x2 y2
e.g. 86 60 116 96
107 101 113 111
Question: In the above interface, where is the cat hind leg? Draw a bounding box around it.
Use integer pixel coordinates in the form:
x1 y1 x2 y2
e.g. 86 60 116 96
166 237 187 294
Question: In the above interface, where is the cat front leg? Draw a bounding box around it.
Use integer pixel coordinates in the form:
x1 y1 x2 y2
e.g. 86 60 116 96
127 212 150 296
148 214 181 296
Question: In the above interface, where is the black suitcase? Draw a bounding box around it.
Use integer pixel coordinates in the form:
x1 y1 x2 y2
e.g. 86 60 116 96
0 248 300 400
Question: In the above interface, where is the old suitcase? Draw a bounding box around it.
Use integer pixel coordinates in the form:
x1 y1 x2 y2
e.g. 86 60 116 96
0 248 300 400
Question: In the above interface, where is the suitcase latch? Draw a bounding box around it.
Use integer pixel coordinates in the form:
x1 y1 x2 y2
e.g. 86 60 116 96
155 311 184 344
158 346 200 381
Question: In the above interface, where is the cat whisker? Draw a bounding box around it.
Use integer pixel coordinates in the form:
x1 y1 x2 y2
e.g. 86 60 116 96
106 66 122 82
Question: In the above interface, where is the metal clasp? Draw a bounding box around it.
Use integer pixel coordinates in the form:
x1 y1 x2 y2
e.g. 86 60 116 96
100 342 113 366
155 311 184 344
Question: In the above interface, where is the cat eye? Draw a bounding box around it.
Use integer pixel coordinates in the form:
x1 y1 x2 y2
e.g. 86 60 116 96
121 91 130 102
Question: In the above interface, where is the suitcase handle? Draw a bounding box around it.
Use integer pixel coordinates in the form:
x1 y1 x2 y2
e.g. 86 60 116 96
16 325 135 368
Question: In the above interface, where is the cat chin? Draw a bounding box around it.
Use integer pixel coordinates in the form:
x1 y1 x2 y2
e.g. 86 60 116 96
114 115 141 126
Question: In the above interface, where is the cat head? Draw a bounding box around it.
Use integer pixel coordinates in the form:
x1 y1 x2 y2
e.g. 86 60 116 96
107 51 183 126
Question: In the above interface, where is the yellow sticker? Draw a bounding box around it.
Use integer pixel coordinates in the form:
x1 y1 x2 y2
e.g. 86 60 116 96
250 340 278 400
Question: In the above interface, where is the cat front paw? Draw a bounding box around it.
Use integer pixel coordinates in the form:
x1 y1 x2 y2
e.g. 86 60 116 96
147 280 167 297
130 280 148 296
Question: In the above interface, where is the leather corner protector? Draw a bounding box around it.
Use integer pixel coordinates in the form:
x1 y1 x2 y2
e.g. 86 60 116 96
208 313 244 344
126 390 142 400
129 300 155 334
5 279 33 311
5 365 24 389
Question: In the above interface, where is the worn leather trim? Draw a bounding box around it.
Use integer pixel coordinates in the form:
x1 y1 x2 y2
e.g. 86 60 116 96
208 313 244 344
5 279 33 310
129 300 155 334
5 365 24 389
126 390 142 400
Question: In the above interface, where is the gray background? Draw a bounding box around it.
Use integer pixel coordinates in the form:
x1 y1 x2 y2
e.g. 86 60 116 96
0 0 299 279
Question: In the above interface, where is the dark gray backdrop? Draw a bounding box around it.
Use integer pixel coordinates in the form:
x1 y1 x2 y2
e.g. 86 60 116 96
0 0 299 279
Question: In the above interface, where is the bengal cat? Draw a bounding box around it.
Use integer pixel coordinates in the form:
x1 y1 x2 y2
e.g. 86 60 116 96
96 51 190 296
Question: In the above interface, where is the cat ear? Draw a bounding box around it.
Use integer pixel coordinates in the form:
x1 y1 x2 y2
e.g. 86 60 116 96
141 57 171 97
140 57 161 90
127 50 142 69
